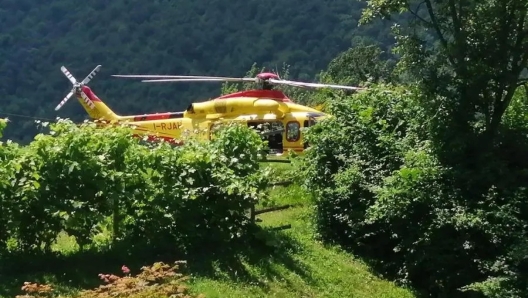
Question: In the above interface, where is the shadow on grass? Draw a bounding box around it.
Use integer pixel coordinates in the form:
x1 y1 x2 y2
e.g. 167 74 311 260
0 225 314 297
186 225 314 289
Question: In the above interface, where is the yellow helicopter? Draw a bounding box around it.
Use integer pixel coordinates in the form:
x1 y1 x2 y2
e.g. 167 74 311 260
55 65 365 156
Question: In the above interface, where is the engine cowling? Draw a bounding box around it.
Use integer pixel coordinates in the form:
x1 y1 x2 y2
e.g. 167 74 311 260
187 98 289 117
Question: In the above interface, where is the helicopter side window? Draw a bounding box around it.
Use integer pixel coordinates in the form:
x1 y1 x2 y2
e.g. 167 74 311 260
248 121 284 153
286 121 300 142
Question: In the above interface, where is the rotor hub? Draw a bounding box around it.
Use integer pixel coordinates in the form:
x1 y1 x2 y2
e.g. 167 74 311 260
73 83 83 94
256 72 280 81
255 72 280 90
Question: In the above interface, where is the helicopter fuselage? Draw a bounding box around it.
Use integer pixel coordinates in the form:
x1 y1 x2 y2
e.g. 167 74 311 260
55 65 367 156
77 87 327 156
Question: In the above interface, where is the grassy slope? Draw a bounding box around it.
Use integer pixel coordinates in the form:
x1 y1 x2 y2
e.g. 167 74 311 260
191 196 413 297
0 162 414 298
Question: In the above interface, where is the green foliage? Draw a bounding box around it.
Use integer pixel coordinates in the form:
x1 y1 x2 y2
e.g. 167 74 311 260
0 118 7 138
301 84 528 297
361 0 528 143
0 119 22 254
313 2 528 297
301 85 426 255
323 42 396 86
502 86 528 130
0 119 268 256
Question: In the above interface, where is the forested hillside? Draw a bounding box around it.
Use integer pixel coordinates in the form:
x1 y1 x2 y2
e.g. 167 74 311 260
0 0 394 142
2 0 528 297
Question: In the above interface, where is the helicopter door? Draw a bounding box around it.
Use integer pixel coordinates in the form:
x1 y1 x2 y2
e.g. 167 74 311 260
284 121 301 153
247 121 284 154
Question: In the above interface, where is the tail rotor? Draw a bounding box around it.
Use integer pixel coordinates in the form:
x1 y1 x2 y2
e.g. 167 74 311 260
55 65 102 111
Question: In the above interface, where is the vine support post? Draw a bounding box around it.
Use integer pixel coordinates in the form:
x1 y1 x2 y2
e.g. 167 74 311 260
112 195 119 244
250 204 256 223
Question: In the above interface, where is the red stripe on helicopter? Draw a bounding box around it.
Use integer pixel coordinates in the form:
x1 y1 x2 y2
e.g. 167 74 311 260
132 113 171 121
216 89 292 102
81 86 102 102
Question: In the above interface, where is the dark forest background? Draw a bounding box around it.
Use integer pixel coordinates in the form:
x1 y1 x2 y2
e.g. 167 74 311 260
0 0 395 142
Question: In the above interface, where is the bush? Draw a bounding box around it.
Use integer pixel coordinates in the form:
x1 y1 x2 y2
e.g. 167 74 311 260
0 119 269 255
301 85 528 297
301 85 424 255
0 118 21 254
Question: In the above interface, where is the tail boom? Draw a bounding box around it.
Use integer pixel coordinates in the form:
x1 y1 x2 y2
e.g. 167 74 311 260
76 85 120 121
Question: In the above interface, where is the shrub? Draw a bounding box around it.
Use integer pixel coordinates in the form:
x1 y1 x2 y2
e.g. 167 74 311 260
0 119 268 255
0 118 23 254
301 85 424 257
301 85 528 297
15 261 204 298
120 122 269 252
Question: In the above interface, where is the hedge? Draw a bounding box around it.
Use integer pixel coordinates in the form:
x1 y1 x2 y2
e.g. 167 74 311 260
0 119 269 255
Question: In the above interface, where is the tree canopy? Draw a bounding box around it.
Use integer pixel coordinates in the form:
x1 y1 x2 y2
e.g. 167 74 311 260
362 0 528 141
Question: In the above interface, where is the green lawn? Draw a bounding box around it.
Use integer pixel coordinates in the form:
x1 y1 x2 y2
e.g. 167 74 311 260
191 200 413 297
0 162 414 298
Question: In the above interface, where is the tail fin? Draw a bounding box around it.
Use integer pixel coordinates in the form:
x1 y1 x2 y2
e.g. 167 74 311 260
56 65 120 121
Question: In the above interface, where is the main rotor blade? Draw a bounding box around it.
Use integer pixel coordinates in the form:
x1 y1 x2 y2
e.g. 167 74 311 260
112 74 248 80
113 74 217 78
269 79 366 91
141 78 256 83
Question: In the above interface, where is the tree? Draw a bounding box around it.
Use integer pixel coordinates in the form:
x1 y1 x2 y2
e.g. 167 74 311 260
323 42 396 86
312 2 528 297
360 0 528 143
